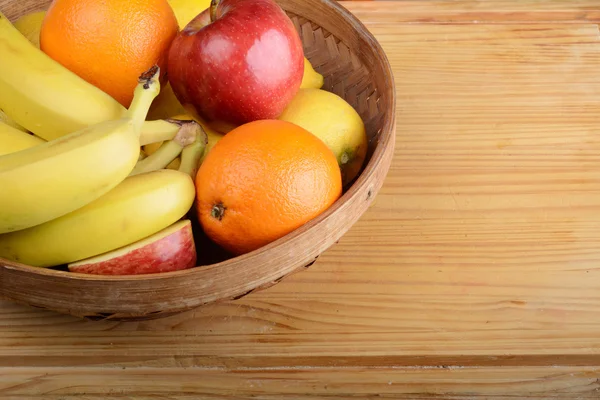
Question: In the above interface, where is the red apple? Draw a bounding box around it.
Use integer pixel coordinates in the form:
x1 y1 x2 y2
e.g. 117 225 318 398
68 220 197 276
167 0 304 127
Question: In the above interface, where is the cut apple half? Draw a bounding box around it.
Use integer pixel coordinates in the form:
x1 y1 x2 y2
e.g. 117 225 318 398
68 220 197 276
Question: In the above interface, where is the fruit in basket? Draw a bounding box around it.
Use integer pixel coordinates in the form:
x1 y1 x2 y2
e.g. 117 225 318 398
0 169 196 268
0 121 45 156
300 57 324 89
13 10 45 48
0 66 161 235
68 220 197 275
195 119 342 255
149 57 323 122
278 88 368 186
39 0 179 107
168 0 304 127
168 0 211 28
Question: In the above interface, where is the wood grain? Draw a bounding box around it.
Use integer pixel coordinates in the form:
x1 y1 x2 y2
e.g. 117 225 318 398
3 0 600 397
345 0 600 24
1 367 600 398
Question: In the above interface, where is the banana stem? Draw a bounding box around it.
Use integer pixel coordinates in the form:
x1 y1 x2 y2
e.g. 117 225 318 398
127 65 161 133
139 118 203 146
179 125 208 178
129 140 184 176
129 120 201 176
139 120 180 146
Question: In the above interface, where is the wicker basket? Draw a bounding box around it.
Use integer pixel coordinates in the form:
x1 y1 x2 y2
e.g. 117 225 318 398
0 0 396 321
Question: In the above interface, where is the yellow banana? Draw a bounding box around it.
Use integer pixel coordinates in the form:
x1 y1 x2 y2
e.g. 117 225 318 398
0 109 27 133
0 121 45 156
0 12 182 144
129 120 201 176
0 169 196 268
178 124 208 178
0 66 161 234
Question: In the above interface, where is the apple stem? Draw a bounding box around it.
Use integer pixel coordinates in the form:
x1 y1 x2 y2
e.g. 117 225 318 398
210 0 220 23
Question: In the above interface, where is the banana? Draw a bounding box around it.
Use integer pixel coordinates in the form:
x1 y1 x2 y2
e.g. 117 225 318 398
0 12 182 144
0 121 45 156
178 125 208 178
0 109 27 133
0 65 161 235
131 120 202 176
0 169 195 268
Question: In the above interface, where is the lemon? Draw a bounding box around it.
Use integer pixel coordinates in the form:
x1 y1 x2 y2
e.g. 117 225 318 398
13 11 46 48
279 88 368 186
168 0 212 29
300 58 324 89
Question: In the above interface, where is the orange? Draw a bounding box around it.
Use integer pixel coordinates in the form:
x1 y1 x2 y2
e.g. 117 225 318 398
40 0 179 107
195 120 342 256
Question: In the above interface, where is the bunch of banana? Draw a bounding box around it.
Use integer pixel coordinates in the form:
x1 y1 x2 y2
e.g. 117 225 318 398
0 169 197 268
0 66 208 267
0 11 212 270
0 11 181 144
0 65 163 234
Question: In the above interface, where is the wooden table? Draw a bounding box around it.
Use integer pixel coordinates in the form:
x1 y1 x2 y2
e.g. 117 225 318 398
3 1 600 397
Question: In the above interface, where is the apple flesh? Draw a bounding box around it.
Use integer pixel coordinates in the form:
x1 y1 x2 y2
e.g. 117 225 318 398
167 0 304 127
68 220 197 276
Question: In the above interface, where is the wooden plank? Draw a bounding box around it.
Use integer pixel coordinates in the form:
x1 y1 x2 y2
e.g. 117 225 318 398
0 366 599 398
342 0 600 24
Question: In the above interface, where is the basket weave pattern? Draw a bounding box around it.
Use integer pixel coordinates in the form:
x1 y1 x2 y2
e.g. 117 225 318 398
291 14 382 150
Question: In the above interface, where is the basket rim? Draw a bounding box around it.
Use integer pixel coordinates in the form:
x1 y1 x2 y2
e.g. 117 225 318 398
0 0 397 283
